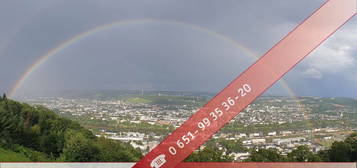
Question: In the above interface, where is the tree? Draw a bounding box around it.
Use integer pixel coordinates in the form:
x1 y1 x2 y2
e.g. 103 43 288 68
61 130 100 161
217 138 247 155
328 141 352 162
0 103 18 142
287 146 320 162
2 93 7 101
39 131 64 157
317 150 330 161
247 148 286 162
315 132 357 162
96 137 142 161
0 99 143 162
344 132 357 161
186 145 233 162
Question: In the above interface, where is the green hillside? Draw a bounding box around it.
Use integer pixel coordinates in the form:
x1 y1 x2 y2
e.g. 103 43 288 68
0 94 142 161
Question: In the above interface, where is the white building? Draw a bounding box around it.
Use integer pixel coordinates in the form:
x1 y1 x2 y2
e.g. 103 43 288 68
268 131 277 136
252 139 266 145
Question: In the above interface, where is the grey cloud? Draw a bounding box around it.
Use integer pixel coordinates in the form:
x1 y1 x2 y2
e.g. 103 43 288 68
0 0 356 98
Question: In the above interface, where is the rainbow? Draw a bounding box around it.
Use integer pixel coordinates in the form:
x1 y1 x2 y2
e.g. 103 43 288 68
9 18 296 99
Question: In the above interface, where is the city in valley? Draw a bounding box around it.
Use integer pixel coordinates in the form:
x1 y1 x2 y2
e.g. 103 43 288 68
23 91 357 161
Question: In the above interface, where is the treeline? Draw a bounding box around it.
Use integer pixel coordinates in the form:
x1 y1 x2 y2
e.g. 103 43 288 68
248 133 356 162
124 95 207 106
186 132 357 162
0 94 142 161
185 138 246 162
221 120 349 134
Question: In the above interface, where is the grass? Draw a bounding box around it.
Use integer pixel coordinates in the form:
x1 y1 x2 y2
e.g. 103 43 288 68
0 147 31 161
125 97 152 104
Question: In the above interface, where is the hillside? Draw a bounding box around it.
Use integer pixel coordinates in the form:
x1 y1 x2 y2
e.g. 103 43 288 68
0 94 142 161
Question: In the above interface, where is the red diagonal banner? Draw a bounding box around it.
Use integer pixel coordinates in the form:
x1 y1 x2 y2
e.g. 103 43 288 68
133 0 356 168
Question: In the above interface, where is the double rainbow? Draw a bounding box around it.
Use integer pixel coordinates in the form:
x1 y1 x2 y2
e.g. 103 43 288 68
9 18 296 99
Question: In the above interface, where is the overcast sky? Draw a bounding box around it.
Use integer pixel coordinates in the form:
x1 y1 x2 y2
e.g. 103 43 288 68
0 0 356 98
